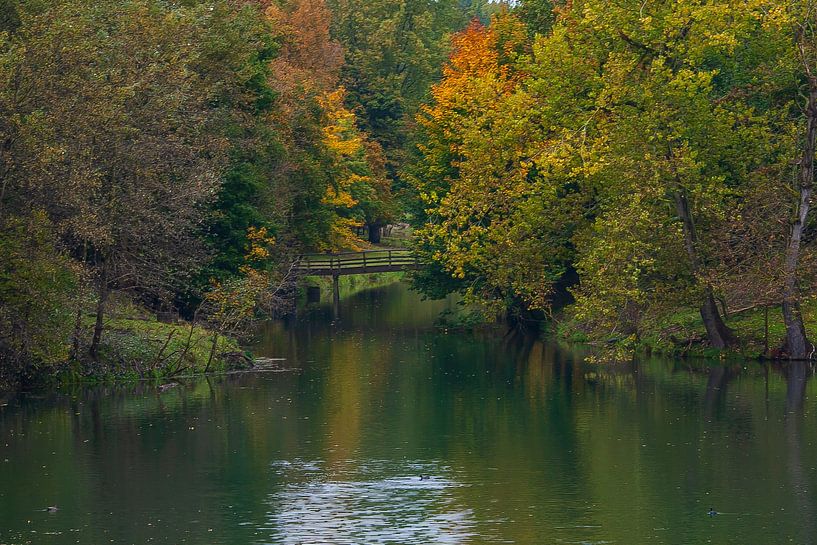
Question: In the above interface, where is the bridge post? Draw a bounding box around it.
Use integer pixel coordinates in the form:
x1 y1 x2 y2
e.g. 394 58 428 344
332 273 340 319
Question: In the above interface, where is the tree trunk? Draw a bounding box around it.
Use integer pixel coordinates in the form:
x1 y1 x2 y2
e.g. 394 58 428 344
673 188 735 348
700 288 736 349
89 260 108 361
70 240 88 360
205 333 218 373
782 80 817 360
367 222 382 244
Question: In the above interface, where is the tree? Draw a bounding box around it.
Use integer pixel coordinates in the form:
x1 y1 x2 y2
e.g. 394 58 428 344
458 0 501 24
355 139 396 243
266 0 344 91
544 0 780 348
411 0 796 351
315 87 398 248
196 2 284 283
513 0 561 35
0 212 79 384
7 0 240 359
409 15 581 315
0 0 21 34
779 0 817 358
264 0 399 251
328 0 469 178
0 30 20 218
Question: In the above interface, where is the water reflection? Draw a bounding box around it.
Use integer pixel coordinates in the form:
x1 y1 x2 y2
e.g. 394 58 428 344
266 460 476 544
785 361 815 544
2 282 817 544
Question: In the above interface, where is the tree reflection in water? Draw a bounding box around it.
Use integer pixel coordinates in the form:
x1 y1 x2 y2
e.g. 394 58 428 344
785 361 816 545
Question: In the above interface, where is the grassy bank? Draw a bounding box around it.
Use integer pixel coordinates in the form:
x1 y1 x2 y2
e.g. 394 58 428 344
556 299 817 360
41 316 246 388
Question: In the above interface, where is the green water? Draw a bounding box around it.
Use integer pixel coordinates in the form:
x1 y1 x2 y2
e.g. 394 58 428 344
1 281 816 544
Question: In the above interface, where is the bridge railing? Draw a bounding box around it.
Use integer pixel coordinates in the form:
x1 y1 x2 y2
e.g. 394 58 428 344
295 249 417 275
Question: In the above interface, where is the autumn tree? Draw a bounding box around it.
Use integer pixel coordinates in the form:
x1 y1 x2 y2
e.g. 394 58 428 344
4 0 253 359
266 0 398 250
409 14 582 315
328 0 470 179
411 0 801 353
264 0 351 251
267 0 343 92
530 0 782 348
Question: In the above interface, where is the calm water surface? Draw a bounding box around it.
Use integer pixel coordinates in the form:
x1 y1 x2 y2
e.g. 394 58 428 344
1 281 817 544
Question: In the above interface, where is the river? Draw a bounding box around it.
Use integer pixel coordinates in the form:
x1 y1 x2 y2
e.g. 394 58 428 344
1 280 816 544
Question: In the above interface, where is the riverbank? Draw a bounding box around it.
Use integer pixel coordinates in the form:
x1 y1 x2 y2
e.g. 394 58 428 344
70 316 247 380
4 273 422 392
301 274 817 362
556 299 817 361
1 314 247 393
2 273 420 392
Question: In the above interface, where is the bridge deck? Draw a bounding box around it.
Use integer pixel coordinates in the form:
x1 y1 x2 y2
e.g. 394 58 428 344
295 249 418 276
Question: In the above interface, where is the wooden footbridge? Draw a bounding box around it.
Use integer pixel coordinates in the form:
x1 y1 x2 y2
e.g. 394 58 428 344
294 249 419 277
293 249 419 317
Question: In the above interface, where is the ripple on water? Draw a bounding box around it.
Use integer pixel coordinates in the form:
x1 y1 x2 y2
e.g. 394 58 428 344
263 459 478 544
